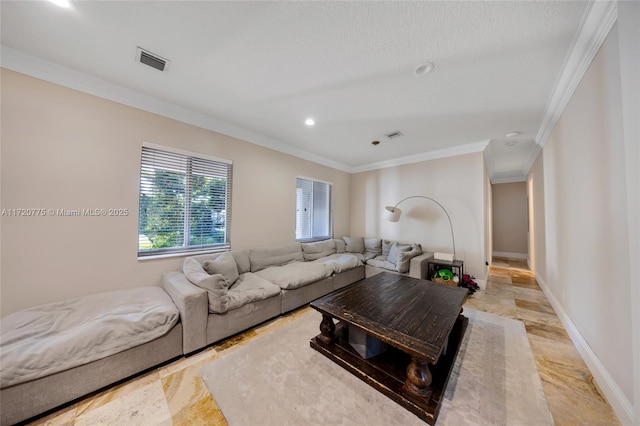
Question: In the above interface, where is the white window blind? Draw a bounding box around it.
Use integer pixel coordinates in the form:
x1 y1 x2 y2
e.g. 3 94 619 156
138 145 232 256
296 177 331 241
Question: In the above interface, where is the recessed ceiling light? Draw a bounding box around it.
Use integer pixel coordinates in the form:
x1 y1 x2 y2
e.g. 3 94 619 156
48 0 71 8
505 131 521 138
506 141 517 147
414 62 434 76
305 118 315 126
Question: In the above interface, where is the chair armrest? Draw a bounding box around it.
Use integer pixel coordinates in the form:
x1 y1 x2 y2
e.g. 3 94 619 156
162 271 208 354
408 252 433 280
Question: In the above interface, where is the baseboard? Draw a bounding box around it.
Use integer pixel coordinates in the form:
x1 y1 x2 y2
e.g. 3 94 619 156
535 274 634 425
474 278 487 291
492 251 528 260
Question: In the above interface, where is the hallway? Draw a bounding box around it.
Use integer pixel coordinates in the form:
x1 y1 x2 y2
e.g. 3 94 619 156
464 258 619 424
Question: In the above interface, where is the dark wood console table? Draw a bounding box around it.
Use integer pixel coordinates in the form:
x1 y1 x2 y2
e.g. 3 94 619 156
309 272 468 424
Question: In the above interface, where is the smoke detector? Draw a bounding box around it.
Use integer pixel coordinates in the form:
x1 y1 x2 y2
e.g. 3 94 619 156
136 47 170 72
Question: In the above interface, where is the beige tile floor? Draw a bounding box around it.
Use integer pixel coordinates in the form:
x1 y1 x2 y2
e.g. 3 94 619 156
30 260 619 425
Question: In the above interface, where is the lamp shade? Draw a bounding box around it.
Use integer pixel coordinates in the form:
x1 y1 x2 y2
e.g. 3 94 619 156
384 206 402 222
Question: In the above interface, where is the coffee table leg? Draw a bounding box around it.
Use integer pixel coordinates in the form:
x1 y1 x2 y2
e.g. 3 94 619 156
403 357 432 399
317 314 336 345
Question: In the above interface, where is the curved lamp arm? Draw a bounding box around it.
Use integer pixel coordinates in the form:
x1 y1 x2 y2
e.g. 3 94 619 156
384 195 456 258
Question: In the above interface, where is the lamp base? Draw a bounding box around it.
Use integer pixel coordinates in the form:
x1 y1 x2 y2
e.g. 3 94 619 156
434 252 455 262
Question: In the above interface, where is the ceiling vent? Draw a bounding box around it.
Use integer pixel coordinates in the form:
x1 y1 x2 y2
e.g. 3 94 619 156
385 131 403 139
136 47 170 72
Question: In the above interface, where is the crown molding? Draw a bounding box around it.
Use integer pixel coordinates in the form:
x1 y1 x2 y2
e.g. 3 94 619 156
525 0 618 175
350 140 490 174
491 175 527 184
0 45 354 173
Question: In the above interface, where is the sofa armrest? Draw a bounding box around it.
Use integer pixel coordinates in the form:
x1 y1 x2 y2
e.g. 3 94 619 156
162 271 208 354
408 252 432 280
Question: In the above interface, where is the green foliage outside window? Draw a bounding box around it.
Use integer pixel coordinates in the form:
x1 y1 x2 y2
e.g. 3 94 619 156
138 147 231 255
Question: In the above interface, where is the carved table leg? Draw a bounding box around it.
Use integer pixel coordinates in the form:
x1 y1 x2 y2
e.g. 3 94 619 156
317 314 336 345
403 357 433 400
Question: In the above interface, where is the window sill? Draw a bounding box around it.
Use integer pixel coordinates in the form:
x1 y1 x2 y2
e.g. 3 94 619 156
137 248 225 261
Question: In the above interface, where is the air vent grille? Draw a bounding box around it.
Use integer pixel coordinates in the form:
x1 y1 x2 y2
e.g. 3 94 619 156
385 131 403 139
136 47 169 72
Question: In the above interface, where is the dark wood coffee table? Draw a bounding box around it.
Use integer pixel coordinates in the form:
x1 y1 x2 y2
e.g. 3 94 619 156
309 272 468 424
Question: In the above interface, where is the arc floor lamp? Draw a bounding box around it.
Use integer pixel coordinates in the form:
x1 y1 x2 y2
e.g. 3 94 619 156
384 195 456 261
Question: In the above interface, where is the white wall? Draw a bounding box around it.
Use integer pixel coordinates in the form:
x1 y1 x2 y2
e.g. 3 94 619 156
491 182 528 258
0 69 351 315
534 22 634 419
350 152 488 285
616 2 640 422
484 160 492 270
527 154 545 275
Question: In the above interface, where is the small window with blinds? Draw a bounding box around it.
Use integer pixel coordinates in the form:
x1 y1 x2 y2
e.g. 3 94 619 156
296 177 332 241
138 143 232 257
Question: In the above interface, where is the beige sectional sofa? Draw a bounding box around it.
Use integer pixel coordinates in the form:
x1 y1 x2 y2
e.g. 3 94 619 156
162 237 429 355
162 239 366 354
0 236 428 424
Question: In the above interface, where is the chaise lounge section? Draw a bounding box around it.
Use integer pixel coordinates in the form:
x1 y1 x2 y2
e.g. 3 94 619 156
0 287 183 426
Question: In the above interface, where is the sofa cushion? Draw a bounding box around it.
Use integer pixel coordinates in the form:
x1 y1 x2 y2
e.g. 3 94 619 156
227 273 281 311
312 253 362 273
334 238 346 253
382 240 396 256
0 287 179 388
387 243 411 265
362 238 382 261
202 252 239 285
397 244 423 273
366 255 397 271
183 258 229 313
249 243 303 272
301 239 336 261
255 262 332 290
231 249 251 274
343 236 365 253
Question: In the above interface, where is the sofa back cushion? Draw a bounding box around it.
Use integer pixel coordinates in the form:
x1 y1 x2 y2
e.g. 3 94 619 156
183 258 229 313
249 243 303 272
231 249 251 274
334 238 346 253
301 239 336 261
343 236 365 253
202 252 239 285
364 238 382 256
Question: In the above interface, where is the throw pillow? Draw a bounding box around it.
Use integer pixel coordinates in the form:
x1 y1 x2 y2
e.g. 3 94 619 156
202 252 239 285
343 236 365 253
386 243 411 265
382 240 396 256
396 244 423 273
183 258 229 313
196 274 230 314
183 257 210 285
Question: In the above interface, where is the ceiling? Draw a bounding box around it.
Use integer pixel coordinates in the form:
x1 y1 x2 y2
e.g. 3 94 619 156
0 1 590 179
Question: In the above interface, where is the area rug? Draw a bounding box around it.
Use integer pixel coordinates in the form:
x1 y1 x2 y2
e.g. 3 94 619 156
200 308 553 425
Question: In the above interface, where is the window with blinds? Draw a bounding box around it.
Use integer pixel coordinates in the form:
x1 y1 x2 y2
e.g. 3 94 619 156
138 144 232 257
296 177 331 241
